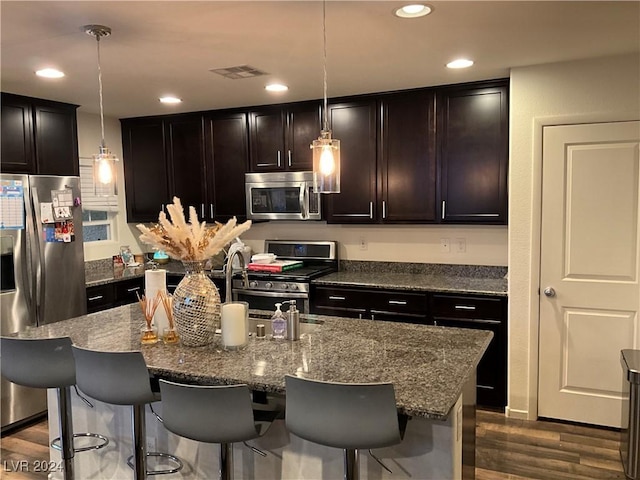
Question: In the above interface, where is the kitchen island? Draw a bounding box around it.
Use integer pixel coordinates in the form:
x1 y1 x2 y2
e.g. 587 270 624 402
19 304 491 479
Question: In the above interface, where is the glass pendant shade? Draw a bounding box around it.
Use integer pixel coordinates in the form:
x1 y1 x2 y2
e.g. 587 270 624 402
312 130 340 194
93 145 118 196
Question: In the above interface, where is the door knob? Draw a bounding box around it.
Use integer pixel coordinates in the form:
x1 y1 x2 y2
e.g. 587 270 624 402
543 287 556 297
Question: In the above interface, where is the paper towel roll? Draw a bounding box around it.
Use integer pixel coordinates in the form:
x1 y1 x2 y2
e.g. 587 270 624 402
145 269 169 332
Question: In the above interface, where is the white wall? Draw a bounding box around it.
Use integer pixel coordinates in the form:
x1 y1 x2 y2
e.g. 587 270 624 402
242 222 507 266
508 53 640 419
77 112 144 261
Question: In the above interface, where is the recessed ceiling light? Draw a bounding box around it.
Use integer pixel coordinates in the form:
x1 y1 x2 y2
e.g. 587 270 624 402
394 4 432 18
159 96 182 104
35 68 65 78
265 84 289 92
446 59 474 69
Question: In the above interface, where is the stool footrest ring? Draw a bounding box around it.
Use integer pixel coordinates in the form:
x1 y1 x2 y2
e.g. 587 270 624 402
127 452 183 475
51 433 109 453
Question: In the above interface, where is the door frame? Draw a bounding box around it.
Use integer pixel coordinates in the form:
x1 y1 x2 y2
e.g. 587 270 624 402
511 111 639 421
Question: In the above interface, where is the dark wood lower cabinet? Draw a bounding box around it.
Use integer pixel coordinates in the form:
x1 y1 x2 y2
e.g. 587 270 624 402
431 293 507 408
86 278 144 313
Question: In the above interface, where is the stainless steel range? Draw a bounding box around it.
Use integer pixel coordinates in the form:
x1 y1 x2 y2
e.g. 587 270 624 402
232 240 337 313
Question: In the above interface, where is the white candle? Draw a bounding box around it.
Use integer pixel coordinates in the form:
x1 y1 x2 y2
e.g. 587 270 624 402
221 302 248 348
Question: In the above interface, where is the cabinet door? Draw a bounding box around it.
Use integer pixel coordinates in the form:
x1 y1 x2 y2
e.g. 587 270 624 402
34 102 79 176
286 103 321 171
380 92 436 223
86 284 115 313
324 100 377 223
0 95 34 173
114 278 144 306
438 82 508 224
249 107 285 171
122 118 169 223
205 112 249 222
166 114 206 217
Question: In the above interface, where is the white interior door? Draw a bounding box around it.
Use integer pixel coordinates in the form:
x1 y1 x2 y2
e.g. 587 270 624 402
538 121 640 428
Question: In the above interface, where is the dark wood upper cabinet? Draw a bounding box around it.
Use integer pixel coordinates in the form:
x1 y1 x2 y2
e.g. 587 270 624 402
324 99 378 223
121 117 169 223
1 92 78 176
205 112 249 222
249 102 321 172
379 91 437 223
165 114 206 217
437 82 509 224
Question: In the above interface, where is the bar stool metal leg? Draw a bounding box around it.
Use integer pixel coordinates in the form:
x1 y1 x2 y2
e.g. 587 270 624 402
58 386 75 480
344 449 359 480
220 443 233 480
132 404 147 480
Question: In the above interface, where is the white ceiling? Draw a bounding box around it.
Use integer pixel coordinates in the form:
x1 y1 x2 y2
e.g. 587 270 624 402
1 1 638 119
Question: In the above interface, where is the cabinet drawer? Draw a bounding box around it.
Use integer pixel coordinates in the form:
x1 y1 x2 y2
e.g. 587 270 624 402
311 286 368 317
114 278 144 305
369 290 428 317
86 284 115 313
431 293 504 320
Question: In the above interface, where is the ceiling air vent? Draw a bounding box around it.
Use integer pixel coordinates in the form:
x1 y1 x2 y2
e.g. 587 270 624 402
209 65 268 80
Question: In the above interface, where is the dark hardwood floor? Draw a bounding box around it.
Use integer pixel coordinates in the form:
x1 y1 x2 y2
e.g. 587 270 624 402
0 410 626 479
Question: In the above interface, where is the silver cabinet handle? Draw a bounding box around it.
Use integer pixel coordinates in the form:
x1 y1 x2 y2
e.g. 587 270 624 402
201 203 205 218
455 305 476 310
382 201 387 219
88 295 104 301
127 287 141 293
442 200 446 220
329 296 346 301
388 300 407 306
369 202 374 219
288 150 292 167
210 204 214 218
544 287 556 297
359 313 363 320
371 314 375 321
277 150 281 167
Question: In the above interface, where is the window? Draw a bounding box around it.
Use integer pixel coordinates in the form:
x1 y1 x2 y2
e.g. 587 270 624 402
79 158 118 243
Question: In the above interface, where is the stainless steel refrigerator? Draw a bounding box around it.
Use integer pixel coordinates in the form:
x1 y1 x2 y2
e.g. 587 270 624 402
0 174 87 431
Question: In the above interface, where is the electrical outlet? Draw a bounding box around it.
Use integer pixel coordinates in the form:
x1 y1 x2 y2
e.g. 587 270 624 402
455 238 466 253
359 236 368 251
440 238 450 253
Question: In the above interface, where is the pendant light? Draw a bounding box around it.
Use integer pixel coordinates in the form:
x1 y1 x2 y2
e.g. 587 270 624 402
311 1 340 194
84 24 118 196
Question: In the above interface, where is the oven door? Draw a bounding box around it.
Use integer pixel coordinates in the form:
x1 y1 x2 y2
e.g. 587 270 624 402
233 288 310 314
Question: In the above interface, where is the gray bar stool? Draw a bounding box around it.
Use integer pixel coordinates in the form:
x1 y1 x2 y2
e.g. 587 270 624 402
158 379 280 480
0 337 109 480
71 346 183 480
285 374 404 480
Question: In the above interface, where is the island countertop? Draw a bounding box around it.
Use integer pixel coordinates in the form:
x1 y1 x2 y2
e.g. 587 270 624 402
18 304 491 420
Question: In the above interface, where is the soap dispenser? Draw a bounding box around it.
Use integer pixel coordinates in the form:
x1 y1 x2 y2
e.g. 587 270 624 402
285 300 300 341
271 303 287 340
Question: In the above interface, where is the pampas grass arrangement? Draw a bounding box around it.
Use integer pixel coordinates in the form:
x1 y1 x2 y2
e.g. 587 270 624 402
136 197 251 261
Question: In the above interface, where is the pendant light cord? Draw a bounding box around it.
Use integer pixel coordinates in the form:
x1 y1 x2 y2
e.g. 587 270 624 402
95 34 106 148
322 0 328 132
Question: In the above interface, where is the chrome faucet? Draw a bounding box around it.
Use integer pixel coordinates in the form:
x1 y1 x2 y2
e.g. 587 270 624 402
225 249 249 303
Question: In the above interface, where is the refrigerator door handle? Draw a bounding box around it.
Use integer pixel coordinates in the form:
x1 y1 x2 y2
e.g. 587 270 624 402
30 186 45 322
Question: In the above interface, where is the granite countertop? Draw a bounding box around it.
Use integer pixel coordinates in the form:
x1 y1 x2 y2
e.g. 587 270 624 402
85 261 225 287
13 304 492 420
313 271 508 296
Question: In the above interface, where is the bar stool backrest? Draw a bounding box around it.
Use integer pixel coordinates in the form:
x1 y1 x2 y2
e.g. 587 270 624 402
1 337 75 388
72 346 156 406
285 375 401 450
159 380 259 444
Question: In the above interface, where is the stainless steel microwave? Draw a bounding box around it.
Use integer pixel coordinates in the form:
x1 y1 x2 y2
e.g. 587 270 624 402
245 171 321 221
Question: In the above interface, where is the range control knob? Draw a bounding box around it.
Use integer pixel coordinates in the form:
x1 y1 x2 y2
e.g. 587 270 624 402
249 281 258 288
264 282 273 289
280 283 289 290
289 284 299 291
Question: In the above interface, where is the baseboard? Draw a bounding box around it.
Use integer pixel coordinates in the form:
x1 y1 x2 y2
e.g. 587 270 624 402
505 406 530 420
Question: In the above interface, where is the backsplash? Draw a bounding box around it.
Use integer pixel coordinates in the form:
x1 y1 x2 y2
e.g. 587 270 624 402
340 261 507 278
